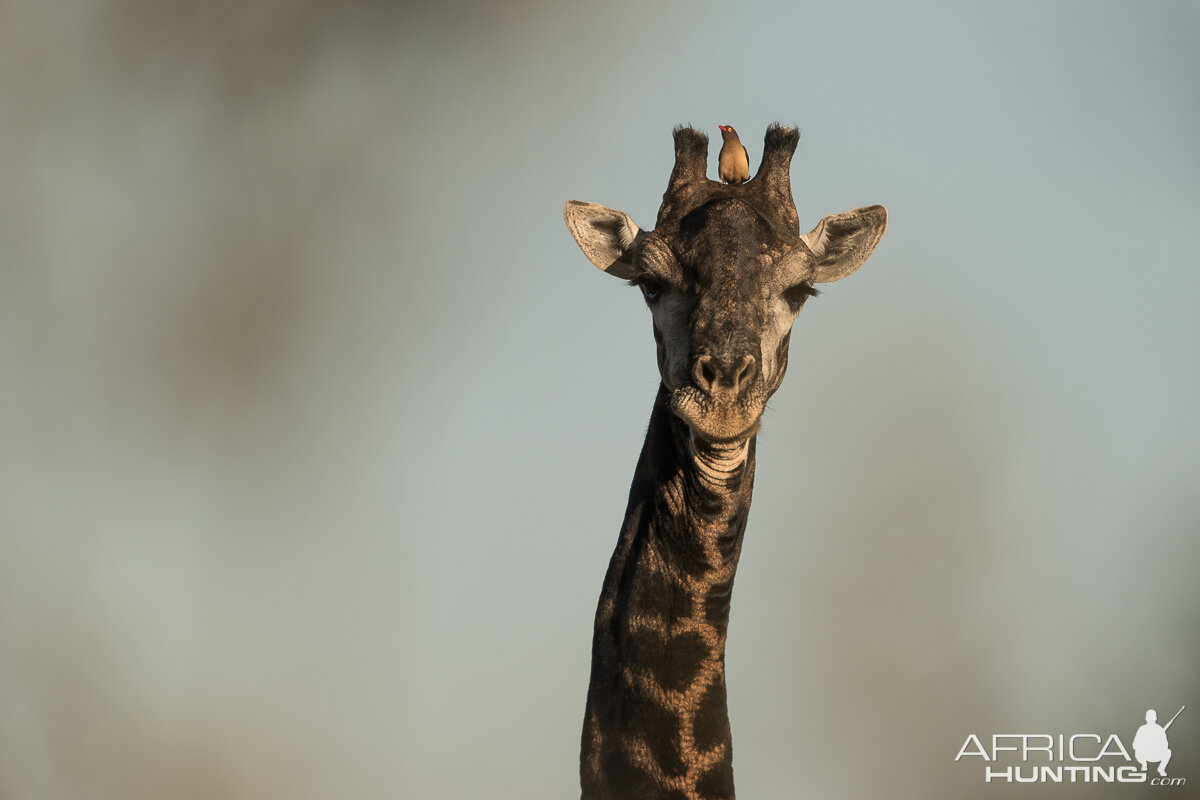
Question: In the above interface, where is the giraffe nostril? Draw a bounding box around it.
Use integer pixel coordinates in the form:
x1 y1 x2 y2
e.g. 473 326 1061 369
734 355 757 392
692 355 717 392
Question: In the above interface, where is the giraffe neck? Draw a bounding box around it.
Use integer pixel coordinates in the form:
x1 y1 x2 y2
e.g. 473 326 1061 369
582 384 756 800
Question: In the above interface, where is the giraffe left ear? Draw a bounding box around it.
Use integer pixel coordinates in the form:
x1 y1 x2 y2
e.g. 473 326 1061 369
563 201 645 280
801 205 888 283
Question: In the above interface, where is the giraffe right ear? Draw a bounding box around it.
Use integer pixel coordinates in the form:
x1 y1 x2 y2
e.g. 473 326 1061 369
563 201 645 280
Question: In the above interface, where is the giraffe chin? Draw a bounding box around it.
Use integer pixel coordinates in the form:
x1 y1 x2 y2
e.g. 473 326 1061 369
670 385 763 445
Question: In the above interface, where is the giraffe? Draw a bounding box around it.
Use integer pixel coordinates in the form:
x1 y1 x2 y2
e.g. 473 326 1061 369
563 124 886 800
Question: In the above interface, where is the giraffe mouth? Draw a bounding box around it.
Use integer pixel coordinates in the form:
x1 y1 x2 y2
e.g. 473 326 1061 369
670 385 764 443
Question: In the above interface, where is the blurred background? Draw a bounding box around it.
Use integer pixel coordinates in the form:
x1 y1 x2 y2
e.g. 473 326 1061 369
2 1 1197 798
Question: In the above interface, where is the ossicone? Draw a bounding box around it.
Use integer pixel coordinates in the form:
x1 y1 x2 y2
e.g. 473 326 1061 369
756 123 798 186
668 126 710 189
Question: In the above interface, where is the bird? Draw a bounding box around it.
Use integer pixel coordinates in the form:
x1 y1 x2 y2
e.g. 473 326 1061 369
717 124 750 184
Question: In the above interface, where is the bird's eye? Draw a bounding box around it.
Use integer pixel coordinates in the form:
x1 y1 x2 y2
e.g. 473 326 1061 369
783 282 818 312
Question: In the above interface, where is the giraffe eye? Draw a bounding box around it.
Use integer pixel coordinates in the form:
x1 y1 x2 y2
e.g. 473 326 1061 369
783 282 818 312
631 277 667 305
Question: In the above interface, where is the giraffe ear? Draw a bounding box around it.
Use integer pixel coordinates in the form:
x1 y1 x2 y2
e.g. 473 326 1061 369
801 205 888 283
563 201 645 280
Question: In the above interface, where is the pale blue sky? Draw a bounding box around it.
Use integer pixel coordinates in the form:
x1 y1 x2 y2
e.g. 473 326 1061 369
2 2 1197 798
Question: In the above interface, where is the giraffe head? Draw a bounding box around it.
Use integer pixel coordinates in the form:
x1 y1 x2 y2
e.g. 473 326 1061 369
565 125 886 444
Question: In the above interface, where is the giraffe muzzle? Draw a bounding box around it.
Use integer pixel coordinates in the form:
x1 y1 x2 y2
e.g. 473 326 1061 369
671 352 766 443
